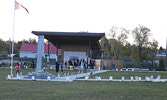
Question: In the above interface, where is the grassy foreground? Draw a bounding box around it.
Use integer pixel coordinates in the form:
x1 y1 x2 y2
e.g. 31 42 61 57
0 69 167 100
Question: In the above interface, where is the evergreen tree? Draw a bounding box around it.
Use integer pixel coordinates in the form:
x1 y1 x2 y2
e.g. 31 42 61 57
157 57 166 71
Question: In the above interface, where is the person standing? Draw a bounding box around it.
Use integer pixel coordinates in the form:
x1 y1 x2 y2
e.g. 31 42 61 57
22 61 25 69
56 62 60 73
31 60 35 69
72 58 75 68
81 59 84 69
19 60 22 68
16 63 20 75
61 61 64 73
84 61 87 72
65 61 67 69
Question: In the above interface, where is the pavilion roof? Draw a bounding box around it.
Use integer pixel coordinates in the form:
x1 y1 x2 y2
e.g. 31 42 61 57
32 31 105 50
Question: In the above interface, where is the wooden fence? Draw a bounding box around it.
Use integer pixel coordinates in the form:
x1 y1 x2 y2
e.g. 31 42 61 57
95 59 123 70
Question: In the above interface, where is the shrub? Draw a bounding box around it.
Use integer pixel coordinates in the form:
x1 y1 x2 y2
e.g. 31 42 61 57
123 63 143 68
156 57 166 71
0 62 8 67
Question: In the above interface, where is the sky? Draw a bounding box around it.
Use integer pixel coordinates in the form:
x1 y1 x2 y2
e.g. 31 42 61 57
0 0 167 48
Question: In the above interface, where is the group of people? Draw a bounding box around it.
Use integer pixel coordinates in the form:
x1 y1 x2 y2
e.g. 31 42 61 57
68 59 95 70
55 58 95 73
19 60 26 69
16 60 36 75
16 60 26 75
15 58 95 75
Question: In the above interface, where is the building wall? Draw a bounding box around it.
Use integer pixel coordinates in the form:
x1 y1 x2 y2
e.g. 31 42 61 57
20 52 37 58
64 51 86 62
20 52 57 59
61 44 90 61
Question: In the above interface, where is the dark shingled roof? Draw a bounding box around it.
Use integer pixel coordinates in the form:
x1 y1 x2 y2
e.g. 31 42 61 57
32 31 105 37
32 31 105 50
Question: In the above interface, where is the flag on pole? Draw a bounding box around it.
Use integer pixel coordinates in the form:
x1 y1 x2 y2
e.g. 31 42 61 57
15 1 29 14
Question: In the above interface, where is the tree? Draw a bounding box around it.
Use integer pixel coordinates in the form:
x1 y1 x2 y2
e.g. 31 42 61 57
22 38 37 44
120 43 132 59
159 46 163 53
116 28 129 59
100 36 110 58
0 39 10 57
108 27 129 60
108 38 117 59
157 57 166 71
132 25 151 62
147 40 158 69
131 44 140 61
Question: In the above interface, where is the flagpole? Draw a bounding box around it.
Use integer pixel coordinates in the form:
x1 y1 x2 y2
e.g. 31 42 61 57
166 36 167 69
10 0 16 77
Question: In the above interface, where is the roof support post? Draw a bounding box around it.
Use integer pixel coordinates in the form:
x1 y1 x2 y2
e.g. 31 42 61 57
56 43 58 62
47 40 50 63
89 40 91 58
36 35 44 72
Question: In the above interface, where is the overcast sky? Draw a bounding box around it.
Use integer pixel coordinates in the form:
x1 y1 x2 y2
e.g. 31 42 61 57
0 0 166 48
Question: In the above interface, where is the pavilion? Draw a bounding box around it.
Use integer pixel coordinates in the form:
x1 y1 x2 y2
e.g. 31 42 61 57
32 31 105 63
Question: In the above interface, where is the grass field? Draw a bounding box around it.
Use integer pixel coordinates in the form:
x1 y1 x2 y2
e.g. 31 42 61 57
0 69 167 100
89 71 167 79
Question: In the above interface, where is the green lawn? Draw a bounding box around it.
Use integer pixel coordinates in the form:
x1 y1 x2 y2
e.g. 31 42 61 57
89 71 167 79
0 69 167 100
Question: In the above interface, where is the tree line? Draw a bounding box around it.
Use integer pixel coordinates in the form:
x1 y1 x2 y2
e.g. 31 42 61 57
100 25 159 64
0 38 37 57
0 25 160 63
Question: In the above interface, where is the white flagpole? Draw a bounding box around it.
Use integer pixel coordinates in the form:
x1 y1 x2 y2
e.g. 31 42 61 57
10 0 16 77
166 36 167 69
